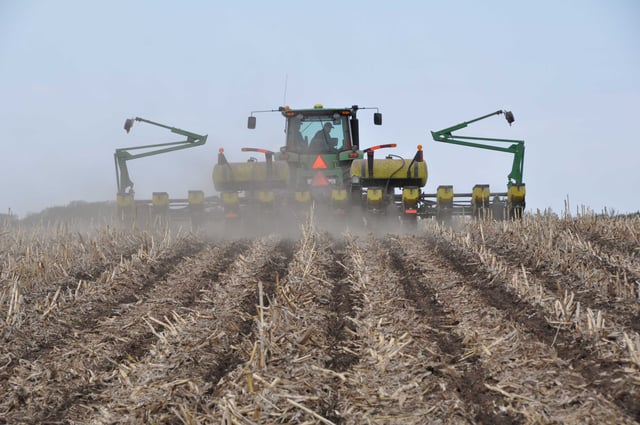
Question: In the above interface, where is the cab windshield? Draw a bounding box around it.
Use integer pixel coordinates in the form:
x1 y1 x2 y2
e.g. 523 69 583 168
286 114 350 153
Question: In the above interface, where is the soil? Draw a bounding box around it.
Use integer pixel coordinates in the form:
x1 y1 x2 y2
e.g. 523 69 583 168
0 216 638 424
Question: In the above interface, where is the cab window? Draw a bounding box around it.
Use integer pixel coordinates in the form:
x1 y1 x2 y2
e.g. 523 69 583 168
286 115 350 152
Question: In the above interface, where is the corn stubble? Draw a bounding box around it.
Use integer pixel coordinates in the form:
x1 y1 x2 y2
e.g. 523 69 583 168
0 212 638 424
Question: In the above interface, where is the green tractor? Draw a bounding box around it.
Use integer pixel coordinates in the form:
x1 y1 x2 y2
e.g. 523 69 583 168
115 105 526 229
213 104 427 226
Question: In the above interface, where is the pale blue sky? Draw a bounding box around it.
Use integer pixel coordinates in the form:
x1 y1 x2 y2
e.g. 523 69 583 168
1 1 639 217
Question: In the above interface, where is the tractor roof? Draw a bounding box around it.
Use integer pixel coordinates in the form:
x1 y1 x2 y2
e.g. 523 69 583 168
281 104 356 118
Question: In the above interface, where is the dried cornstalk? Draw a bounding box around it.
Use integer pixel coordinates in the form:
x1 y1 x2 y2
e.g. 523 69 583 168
554 290 577 324
5 278 22 326
623 332 640 367
585 308 605 337
286 399 336 425
41 285 61 318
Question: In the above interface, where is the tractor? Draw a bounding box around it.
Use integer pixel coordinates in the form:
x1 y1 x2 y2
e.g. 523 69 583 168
114 104 526 229
213 104 427 227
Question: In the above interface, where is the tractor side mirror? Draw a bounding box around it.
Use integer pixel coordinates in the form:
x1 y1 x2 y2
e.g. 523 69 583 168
247 116 256 129
373 112 382 125
124 118 134 133
504 111 515 126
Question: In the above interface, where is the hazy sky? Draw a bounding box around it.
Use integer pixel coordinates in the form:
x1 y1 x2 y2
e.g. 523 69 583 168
1 1 639 217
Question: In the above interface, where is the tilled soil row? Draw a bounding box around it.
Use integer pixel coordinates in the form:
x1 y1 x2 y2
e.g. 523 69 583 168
3 216 637 424
74 236 288 424
479 220 640 324
0 226 145 284
424 222 640 422
564 215 640 260
321 238 362 423
209 238 295 397
555 214 639 260
0 233 204 407
0 228 150 326
214 228 363 423
0 236 227 423
251 239 297 307
485 226 640 335
384 237 523 424
63 228 154 282
400 233 636 424
455 221 640 420
0 230 151 365
329 235 473 424
324 239 360 373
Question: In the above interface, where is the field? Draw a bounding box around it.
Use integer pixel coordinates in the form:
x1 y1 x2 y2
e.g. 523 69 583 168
0 211 639 424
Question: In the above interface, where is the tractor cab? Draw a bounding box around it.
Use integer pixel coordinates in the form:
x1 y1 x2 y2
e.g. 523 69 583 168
213 104 393 220
282 105 353 154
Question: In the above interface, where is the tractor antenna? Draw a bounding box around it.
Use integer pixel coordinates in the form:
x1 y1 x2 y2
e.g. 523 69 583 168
282 74 289 134
283 74 288 106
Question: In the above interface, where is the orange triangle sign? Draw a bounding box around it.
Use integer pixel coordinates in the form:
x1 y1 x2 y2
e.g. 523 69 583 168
312 155 328 169
311 171 329 186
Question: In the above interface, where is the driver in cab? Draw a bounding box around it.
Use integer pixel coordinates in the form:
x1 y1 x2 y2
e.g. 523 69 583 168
308 122 338 153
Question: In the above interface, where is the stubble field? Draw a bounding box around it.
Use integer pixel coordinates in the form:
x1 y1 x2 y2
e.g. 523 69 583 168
0 212 639 424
